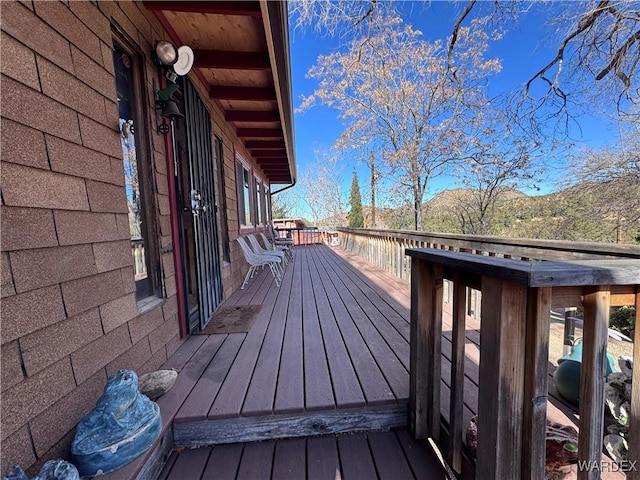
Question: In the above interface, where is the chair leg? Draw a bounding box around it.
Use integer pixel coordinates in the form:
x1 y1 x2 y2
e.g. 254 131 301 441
268 263 281 287
241 267 253 289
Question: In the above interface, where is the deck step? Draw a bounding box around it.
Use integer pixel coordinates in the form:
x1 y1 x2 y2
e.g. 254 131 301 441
173 404 408 448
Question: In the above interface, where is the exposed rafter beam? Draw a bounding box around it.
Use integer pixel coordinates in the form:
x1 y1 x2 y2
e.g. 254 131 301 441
251 149 287 156
226 110 280 122
245 140 285 149
237 128 282 138
143 1 261 16
210 86 276 101
194 50 270 70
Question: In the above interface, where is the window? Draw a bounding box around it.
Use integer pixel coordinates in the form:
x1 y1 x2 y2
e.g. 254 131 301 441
236 157 252 226
214 136 230 262
113 38 160 302
255 177 263 225
263 185 270 224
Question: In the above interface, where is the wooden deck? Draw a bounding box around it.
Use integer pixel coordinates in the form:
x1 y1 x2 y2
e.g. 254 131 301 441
103 244 632 479
159 430 445 480
171 245 415 446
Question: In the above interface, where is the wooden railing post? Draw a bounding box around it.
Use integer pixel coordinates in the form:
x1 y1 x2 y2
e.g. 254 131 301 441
448 272 467 473
522 287 552 480
409 259 443 441
578 287 610 480
476 276 527 480
410 258 430 439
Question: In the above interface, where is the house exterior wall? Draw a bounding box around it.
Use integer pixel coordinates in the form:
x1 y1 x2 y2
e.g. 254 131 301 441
0 0 271 473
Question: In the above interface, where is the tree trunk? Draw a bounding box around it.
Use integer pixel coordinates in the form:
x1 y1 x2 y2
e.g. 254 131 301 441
370 153 376 227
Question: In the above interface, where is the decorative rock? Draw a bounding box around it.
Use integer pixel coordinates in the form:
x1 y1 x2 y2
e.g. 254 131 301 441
71 370 161 477
138 370 178 400
3 460 80 480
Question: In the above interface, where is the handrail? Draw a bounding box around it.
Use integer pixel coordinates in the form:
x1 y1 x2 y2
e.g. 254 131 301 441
337 227 640 284
406 248 640 479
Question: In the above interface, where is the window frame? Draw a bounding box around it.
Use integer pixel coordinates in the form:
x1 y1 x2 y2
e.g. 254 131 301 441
236 154 253 227
112 27 162 304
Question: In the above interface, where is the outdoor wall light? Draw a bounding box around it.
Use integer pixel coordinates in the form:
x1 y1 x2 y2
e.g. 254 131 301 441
152 42 194 134
154 40 179 66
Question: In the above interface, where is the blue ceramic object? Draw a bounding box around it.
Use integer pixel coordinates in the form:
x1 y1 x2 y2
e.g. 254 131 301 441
71 370 161 477
553 339 618 405
3 460 79 480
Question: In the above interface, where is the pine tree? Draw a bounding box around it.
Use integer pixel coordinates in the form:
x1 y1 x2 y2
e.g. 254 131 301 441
349 171 364 227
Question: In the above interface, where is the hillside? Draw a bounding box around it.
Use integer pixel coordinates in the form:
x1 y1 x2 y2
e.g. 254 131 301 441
365 183 640 244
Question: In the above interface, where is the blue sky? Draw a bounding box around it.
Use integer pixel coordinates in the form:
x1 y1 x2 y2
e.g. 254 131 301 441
287 2 620 215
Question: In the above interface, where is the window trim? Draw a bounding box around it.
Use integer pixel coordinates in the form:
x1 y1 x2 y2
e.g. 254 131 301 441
236 154 253 227
112 27 162 303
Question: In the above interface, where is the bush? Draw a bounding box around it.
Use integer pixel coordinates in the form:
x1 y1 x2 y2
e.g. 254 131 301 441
609 306 636 338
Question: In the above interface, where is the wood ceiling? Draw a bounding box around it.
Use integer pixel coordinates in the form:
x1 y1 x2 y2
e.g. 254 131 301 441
144 1 295 184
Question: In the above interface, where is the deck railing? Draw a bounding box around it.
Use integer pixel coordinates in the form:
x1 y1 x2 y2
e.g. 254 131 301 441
406 249 640 480
337 227 640 282
275 227 324 245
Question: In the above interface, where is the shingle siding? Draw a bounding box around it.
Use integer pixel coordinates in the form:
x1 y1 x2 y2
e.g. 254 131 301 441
0 0 270 472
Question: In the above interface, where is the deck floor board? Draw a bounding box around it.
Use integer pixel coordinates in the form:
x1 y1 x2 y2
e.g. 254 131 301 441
165 430 445 480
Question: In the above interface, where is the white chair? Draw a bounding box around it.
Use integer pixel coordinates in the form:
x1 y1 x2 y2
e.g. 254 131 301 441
236 237 282 289
260 232 293 263
247 234 287 268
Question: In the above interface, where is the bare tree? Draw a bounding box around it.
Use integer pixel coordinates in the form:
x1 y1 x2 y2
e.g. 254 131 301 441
299 15 500 230
297 152 347 227
567 122 640 242
453 116 546 235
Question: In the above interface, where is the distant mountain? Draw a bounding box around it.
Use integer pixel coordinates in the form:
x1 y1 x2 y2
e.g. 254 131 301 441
318 182 640 244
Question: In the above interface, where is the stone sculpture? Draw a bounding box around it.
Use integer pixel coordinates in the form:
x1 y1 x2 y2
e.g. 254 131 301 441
71 370 161 477
2 460 79 480
604 356 633 464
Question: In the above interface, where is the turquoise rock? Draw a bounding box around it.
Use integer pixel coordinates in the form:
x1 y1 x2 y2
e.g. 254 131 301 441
71 370 161 477
3 460 79 480
553 339 618 405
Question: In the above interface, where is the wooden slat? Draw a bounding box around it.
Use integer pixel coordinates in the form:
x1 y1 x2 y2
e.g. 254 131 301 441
323 248 410 343
236 441 275 480
274 256 304 412
578 287 611 480
176 334 243 421
522 287 552 480
174 405 406 446
155 451 177 480
410 258 431 439
368 431 414 480
201 444 243 480
300 249 335 410
166 447 210 480
208 275 283 418
271 438 306 479
396 430 446 479
144 1 262 16
312 247 395 404
321 249 410 370
627 288 640 480
337 434 378 480
241 259 295 415
448 274 466 473
476 276 527 479
307 436 340 480
324 254 408 400
429 264 444 441
307 248 365 407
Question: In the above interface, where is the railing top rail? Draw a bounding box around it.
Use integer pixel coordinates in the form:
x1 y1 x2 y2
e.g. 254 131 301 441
338 227 640 259
406 248 640 287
